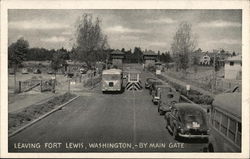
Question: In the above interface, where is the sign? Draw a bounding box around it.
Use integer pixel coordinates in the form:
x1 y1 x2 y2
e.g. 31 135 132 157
156 70 161 75
192 122 200 128
186 84 190 91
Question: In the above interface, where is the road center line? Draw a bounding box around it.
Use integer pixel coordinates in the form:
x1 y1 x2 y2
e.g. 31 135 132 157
132 89 137 146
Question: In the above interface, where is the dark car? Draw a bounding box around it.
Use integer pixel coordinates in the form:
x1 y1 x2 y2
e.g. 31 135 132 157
47 70 54 74
33 69 41 74
80 68 88 74
144 78 157 89
157 86 180 114
149 80 163 95
151 84 174 105
165 103 209 140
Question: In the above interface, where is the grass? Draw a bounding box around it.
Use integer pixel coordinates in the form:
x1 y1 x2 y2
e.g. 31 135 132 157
8 93 76 134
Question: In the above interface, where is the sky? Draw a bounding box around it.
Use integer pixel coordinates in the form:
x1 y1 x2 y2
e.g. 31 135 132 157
8 9 242 53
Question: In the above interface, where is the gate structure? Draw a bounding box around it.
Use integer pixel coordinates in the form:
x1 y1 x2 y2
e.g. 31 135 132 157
125 70 142 91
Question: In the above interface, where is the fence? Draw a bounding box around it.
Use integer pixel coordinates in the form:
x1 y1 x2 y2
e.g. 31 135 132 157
216 78 241 92
17 79 55 93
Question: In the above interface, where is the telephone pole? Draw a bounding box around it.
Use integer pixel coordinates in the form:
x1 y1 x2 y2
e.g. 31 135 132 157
212 53 216 95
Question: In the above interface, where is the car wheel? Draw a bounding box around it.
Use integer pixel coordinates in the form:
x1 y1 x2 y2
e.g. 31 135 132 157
165 118 171 133
159 109 165 116
208 143 214 152
173 126 178 140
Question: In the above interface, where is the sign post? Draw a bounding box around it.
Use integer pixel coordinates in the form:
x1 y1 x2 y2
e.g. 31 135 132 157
186 84 190 96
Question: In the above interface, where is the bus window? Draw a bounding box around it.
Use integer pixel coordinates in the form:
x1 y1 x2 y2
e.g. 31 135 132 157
236 122 241 146
102 74 121 80
221 113 228 136
228 118 236 142
214 109 221 130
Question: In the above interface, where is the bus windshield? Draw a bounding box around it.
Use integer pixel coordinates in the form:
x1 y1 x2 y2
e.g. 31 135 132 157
102 74 121 80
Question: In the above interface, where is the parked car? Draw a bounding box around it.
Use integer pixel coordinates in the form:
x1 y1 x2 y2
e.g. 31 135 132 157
151 84 175 105
80 68 88 74
149 80 163 95
47 70 55 74
157 86 180 114
9 68 15 75
33 68 41 74
21 68 28 74
165 103 209 140
145 78 157 89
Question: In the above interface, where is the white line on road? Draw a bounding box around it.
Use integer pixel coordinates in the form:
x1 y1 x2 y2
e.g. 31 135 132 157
132 89 137 146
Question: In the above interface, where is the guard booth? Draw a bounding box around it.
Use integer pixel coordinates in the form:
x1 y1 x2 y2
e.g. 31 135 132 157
110 50 125 69
125 70 142 91
155 61 162 75
143 50 157 68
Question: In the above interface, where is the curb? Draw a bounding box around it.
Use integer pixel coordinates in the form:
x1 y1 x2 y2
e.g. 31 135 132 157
8 95 80 138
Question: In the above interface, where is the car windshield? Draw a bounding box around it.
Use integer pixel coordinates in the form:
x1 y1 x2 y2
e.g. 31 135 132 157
147 78 156 82
181 110 205 125
102 74 121 80
154 81 162 85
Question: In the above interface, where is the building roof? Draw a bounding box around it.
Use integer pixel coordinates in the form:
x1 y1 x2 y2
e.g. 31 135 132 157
111 50 124 55
174 103 205 112
102 69 122 74
212 92 241 119
144 50 157 56
226 55 242 62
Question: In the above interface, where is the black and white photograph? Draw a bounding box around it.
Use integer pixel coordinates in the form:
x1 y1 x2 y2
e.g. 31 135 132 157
1 0 249 158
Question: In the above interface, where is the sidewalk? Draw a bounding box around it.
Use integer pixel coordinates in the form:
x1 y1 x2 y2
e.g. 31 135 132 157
161 71 214 97
8 91 61 113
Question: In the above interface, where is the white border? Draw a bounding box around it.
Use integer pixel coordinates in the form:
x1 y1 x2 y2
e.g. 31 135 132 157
1 0 249 158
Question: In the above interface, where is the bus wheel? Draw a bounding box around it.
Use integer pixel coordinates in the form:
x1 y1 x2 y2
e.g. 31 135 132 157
159 109 165 116
208 143 214 152
173 127 178 140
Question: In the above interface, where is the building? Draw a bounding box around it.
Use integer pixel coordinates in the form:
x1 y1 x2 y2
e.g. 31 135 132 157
143 50 157 68
224 56 242 80
199 54 211 65
110 50 125 69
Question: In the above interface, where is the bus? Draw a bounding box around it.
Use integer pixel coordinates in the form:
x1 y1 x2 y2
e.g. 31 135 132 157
208 92 241 152
102 69 123 93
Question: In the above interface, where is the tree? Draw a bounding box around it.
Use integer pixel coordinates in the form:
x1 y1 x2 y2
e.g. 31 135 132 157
74 13 109 68
232 51 236 56
8 37 29 92
192 55 199 73
50 51 67 82
171 22 196 72
159 51 173 63
194 48 202 54
133 47 143 63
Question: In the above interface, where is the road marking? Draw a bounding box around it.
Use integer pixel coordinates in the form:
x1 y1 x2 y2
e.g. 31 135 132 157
132 89 137 146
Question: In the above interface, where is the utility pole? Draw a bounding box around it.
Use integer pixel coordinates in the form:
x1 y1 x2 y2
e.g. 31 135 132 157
68 78 70 93
212 53 216 95
105 57 108 70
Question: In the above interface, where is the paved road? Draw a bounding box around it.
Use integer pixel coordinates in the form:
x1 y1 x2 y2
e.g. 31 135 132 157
9 65 208 152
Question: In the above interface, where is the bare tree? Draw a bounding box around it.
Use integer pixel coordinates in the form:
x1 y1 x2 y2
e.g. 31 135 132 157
171 22 196 72
74 13 109 68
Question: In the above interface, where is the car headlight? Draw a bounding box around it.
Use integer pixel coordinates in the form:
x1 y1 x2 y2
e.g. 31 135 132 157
207 129 210 135
180 128 185 134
